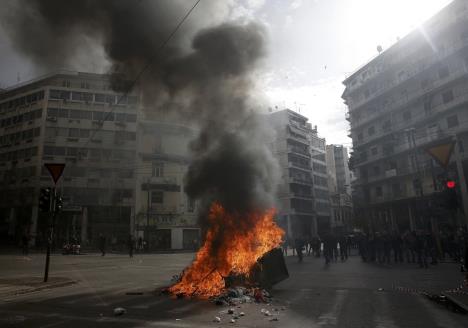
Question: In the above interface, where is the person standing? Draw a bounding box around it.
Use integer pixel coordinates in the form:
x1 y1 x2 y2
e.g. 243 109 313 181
128 234 134 258
99 233 106 256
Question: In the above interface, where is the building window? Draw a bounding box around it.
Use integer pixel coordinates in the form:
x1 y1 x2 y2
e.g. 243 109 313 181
447 115 459 128
367 126 375 136
371 147 378 155
357 133 363 141
373 165 380 176
152 162 164 177
151 191 164 204
438 65 450 79
442 90 454 104
424 100 432 114
402 110 412 121
375 186 383 197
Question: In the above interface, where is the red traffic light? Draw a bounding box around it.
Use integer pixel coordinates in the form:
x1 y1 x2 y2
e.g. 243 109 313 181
446 180 456 189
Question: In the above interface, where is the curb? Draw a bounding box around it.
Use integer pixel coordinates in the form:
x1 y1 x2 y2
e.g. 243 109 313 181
1 280 77 298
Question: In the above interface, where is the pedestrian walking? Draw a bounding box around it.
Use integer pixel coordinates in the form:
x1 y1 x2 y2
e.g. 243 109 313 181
99 233 106 256
295 237 304 263
392 232 403 263
128 234 134 258
339 234 348 261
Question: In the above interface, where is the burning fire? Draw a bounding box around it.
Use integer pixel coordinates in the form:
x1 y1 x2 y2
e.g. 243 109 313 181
169 202 284 298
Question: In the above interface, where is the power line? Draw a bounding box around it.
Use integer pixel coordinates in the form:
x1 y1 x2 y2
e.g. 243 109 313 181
82 0 202 150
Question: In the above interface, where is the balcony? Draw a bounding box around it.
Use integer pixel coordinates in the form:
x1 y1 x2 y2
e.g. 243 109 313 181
287 146 310 158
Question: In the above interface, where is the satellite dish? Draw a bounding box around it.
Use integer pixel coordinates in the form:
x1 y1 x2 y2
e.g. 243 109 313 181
377 45 383 54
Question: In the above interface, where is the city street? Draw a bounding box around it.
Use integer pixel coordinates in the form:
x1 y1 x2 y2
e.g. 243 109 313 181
0 251 467 327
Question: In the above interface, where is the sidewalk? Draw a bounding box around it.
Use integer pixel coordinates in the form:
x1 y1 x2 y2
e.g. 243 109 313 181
0 276 77 298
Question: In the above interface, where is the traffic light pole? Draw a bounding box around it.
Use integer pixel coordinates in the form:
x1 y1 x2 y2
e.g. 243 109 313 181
43 188 56 283
453 134 468 228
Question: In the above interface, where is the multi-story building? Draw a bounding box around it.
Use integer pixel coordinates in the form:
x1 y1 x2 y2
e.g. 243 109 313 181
133 112 200 250
0 71 138 247
326 145 353 233
0 71 201 250
342 0 468 232
309 128 332 234
269 109 316 240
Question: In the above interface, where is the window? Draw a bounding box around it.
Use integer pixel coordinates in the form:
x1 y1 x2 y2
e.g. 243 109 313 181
126 114 137 123
116 113 126 122
69 128 80 138
375 186 383 197
152 162 164 177
82 92 93 102
80 129 90 138
58 108 69 118
95 93 106 103
93 111 104 121
402 110 412 120
357 133 363 141
442 90 454 103
367 126 375 136
424 100 432 114
47 108 58 117
71 92 82 101
373 165 380 176
106 95 115 104
151 191 164 204
447 115 459 128
371 147 378 155
438 65 449 79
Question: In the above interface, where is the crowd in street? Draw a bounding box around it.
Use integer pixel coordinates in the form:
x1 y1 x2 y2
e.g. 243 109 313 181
284 228 468 271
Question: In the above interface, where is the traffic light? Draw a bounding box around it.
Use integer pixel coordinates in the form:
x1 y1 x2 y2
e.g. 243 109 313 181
39 188 52 212
441 180 459 211
55 195 63 212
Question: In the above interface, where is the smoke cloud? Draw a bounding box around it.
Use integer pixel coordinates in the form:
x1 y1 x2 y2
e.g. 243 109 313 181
1 0 280 225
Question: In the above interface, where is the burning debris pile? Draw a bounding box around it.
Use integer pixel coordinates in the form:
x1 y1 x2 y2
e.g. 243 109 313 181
168 203 284 298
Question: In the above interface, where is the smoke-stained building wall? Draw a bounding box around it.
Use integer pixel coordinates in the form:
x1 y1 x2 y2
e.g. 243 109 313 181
134 112 200 251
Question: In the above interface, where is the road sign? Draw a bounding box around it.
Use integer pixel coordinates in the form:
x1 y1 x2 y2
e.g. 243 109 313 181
44 163 65 184
425 139 455 169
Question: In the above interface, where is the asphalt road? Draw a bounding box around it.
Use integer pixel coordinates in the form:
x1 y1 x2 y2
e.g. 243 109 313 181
0 251 466 327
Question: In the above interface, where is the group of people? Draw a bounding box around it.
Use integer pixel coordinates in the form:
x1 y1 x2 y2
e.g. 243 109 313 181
283 228 468 271
357 229 468 269
283 234 354 264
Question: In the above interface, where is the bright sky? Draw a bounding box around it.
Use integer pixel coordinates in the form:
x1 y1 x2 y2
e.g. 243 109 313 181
0 0 453 147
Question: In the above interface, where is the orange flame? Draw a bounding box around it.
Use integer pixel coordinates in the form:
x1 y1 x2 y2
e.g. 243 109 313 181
169 202 284 298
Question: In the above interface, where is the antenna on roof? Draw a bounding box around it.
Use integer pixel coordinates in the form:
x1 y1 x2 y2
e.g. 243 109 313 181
377 45 383 54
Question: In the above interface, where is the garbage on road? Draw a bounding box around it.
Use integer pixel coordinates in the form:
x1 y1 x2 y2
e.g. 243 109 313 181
113 307 126 316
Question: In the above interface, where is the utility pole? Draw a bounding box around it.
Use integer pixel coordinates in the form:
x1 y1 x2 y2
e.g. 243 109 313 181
453 134 468 227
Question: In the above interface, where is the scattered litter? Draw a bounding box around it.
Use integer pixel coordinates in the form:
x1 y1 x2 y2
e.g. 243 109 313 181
175 319 181 321
280 307 286 311
261 309 267 314
269 317 279 321
239 312 245 316
212 287 271 305
228 308 235 314
113 307 126 316
233 315 239 320
214 316 221 323
377 288 384 292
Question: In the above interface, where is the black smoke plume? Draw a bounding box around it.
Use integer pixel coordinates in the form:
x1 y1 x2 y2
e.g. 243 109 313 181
1 1 280 224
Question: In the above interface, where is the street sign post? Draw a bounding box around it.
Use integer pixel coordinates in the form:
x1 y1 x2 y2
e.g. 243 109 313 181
42 163 65 282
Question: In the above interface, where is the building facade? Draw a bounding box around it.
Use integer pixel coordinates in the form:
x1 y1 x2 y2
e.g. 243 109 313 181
0 71 200 249
309 128 332 235
342 0 468 232
326 145 353 233
133 112 200 250
0 71 138 247
269 109 316 240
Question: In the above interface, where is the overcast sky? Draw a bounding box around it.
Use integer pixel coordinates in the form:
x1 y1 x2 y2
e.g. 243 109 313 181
0 0 452 146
